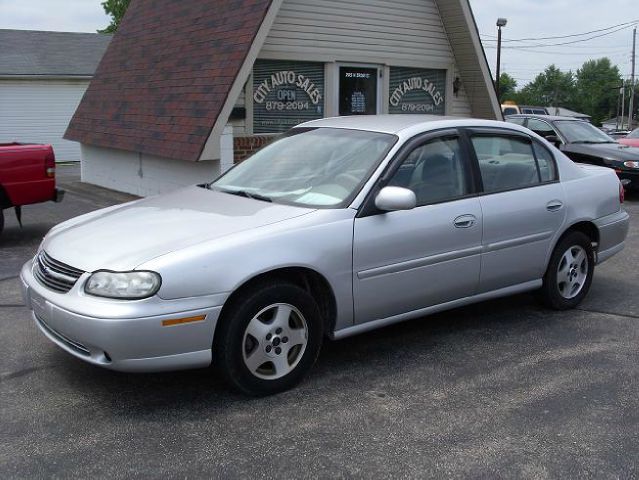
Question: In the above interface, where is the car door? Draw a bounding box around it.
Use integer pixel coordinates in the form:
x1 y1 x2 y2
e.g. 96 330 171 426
466 129 566 293
352 131 483 324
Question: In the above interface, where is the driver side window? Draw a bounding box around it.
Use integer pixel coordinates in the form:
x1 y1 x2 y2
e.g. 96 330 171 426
388 137 469 206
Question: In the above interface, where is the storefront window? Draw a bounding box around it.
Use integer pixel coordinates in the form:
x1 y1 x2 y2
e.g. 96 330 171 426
253 60 325 133
389 67 446 115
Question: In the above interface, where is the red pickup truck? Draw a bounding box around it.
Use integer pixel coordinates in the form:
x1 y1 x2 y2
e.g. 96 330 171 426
0 143 64 235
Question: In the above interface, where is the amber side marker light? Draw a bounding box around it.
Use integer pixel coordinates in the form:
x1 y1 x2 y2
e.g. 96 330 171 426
162 315 207 327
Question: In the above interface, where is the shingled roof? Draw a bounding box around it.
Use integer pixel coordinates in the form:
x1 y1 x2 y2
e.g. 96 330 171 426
0 29 111 77
65 0 274 162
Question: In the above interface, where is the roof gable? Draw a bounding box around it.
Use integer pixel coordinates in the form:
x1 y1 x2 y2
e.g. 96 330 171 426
65 0 498 161
434 0 501 120
65 0 274 161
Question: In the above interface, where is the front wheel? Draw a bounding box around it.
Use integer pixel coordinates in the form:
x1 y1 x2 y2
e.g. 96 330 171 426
539 231 595 310
214 281 324 396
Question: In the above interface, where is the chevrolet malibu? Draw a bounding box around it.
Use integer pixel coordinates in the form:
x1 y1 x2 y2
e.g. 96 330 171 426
21 116 630 395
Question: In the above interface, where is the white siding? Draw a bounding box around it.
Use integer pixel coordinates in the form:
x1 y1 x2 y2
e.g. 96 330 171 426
261 0 455 68
82 145 220 197
252 0 476 118
81 126 233 197
451 67 472 117
0 79 89 162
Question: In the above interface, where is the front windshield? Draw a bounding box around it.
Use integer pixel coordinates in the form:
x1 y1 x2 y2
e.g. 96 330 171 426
211 128 397 208
553 120 616 144
628 129 639 139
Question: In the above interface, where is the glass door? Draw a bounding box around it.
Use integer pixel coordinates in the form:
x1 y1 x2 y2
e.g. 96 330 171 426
338 66 380 116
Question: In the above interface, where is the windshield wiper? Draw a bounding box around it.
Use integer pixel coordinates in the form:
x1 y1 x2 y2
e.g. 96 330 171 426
572 140 615 144
224 189 272 203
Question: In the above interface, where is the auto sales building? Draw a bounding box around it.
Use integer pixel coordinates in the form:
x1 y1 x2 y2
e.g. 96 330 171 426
66 0 500 196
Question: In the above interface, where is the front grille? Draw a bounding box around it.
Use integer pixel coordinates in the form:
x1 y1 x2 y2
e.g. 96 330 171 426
33 251 84 293
34 313 91 356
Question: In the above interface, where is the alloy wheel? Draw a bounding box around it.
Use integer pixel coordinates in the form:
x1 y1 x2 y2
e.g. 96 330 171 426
242 303 308 380
556 245 589 300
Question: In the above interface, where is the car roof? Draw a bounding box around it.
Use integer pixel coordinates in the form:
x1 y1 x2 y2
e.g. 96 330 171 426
506 114 583 122
297 115 519 135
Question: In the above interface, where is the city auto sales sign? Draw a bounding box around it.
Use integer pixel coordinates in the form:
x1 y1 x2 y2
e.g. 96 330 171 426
254 70 323 105
390 76 444 111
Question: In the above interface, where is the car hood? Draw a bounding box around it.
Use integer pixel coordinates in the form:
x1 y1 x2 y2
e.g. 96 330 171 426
42 186 315 272
562 142 639 162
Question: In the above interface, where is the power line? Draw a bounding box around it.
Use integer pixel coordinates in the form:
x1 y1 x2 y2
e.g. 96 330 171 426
486 43 629 51
503 67 635 77
482 24 634 49
484 47 630 57
484 45 629 54
480 19 639 42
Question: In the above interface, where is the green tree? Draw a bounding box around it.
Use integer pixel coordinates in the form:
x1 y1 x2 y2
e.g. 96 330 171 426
99 0 131 34
573 58 622 126
498 73 518 103
516 65 575 107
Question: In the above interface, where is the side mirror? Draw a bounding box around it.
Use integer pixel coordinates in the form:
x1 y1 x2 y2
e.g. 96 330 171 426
375 186 417 212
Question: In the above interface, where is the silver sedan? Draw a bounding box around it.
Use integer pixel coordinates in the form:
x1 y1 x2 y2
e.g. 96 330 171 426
21 115 630 395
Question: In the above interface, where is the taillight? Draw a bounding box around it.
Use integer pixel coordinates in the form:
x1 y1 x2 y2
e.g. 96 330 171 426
619 181 625 204
44 147 55 178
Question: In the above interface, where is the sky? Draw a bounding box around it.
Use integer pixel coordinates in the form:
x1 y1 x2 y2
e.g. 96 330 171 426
470 0 637 87
0 0 636 89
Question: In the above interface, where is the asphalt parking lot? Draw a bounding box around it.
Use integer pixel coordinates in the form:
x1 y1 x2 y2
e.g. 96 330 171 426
1 164 638 479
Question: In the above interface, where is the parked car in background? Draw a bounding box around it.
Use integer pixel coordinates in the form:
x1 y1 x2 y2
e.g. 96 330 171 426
0 143 64 235
608 130 632 140
618 128 639 148
506 114 639 189
21 116 628 395
501 102 548 116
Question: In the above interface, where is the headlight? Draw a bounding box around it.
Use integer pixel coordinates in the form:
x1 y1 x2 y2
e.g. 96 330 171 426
624 161 639 169
85 271 162 299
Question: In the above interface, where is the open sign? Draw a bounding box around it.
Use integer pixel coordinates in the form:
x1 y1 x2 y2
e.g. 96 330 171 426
277 89 297 101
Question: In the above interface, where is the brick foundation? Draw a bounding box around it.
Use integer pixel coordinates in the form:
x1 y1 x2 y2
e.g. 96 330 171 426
234 135 278 163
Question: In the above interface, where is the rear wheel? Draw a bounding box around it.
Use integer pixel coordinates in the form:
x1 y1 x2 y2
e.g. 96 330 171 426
214 281 324 396
539 231 595 310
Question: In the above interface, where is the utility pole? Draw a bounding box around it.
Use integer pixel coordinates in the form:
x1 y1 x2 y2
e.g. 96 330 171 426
617 85 622 130
621 80 626 129
628 27 636 130
495 18 508 102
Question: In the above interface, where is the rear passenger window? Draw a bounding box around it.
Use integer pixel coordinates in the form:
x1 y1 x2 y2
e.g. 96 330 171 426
533 142 558 182
471 136 540 193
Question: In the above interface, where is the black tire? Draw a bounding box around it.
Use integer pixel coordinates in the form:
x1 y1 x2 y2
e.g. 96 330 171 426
539 231 595 310
214 281 324 396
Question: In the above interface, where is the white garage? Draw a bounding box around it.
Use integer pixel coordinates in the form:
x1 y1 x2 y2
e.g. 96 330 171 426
0 30 111 162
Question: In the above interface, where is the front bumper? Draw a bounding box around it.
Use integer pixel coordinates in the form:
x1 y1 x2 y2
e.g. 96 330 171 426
20 260 224 372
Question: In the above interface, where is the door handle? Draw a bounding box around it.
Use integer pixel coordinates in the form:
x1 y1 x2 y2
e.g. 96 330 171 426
546 201 564 212
454 214 477 229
